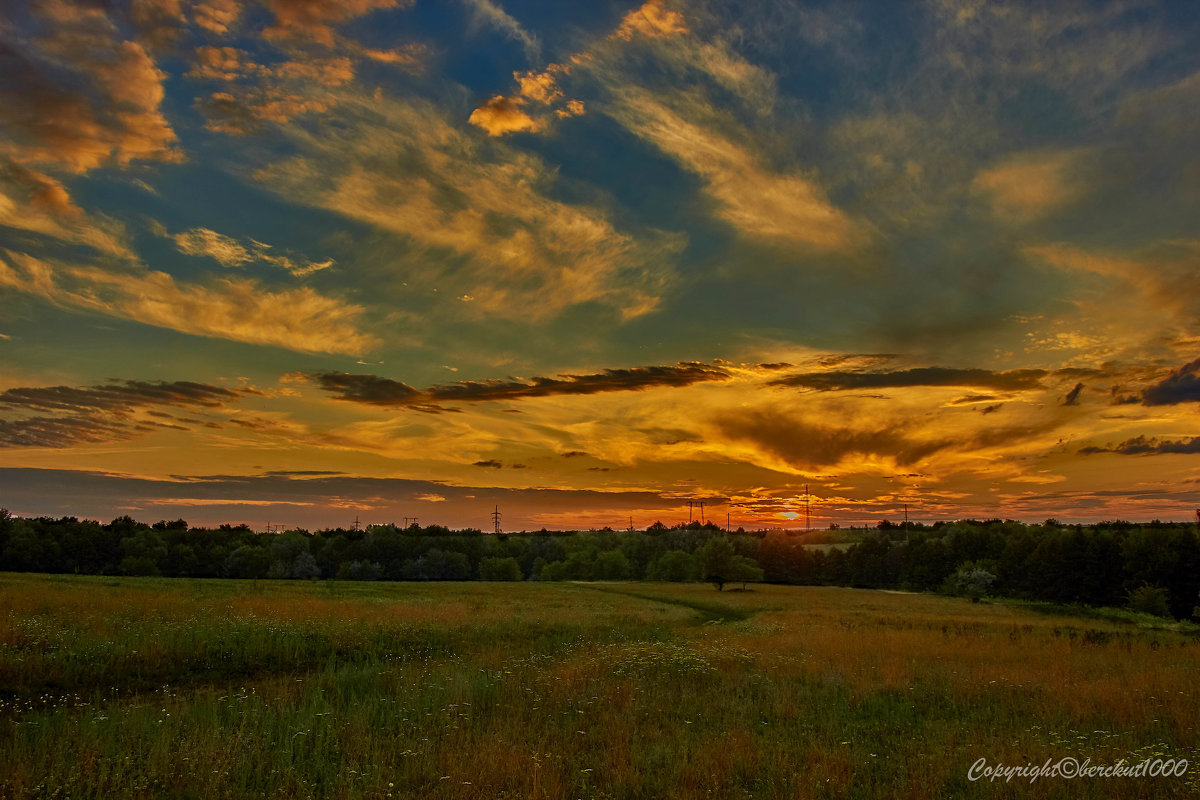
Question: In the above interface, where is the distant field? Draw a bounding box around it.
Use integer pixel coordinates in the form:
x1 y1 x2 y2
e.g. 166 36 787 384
2 574 1197 799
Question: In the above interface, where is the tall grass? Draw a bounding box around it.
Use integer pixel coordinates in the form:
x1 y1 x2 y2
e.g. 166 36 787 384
2 574 1197 799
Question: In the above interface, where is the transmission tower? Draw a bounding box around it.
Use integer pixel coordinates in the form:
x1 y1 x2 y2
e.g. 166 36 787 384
492 505 502 534
805 485 811 533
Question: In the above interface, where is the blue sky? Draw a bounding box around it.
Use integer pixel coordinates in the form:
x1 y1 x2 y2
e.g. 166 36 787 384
2 0 1200 529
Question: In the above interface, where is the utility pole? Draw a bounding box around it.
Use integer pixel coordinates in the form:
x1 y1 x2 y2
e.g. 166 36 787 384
726 511 730 531
700 500 705 524
628 515 634 532
805 485 811 533
492 505 502 534
688 500 693 523
352 515 360 533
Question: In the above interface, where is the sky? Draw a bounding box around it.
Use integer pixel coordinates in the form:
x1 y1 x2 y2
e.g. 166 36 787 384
2 0 1200 531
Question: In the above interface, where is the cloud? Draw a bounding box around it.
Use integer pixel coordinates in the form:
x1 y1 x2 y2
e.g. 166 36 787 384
174 228 253 266
472 460 503 468
0 1 180 174
0 251 377 355
616 96 858 250
614 0 689 41
0 415 143 449
192 0 243 35
715 407 949 469
0 467 675 528
468 64 584 137
0 162 133 258
257 94 679 321
262 0 412 46
459 0 540 62
0 380 254 414
1062 382 1084 406
172 227 335 276
1080 435 1200 456
468 95 544 137
0 379 257 449
770 367 1047 392
306 362 732 407
972 149 1087 221
1141 358 1200 406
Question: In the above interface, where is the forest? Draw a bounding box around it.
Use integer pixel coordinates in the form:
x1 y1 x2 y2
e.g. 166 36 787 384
1 510 1198 620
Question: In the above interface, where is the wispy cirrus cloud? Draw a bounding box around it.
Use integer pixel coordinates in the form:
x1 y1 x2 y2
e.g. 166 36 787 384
172 227 334 276
0 251 376 355
257 93 680 322
972 149 1089 222
614 95 859 251
459 0 540 62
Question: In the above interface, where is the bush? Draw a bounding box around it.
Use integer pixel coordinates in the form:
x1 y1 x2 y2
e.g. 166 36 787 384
1127 584 1171 618
952 562 996 602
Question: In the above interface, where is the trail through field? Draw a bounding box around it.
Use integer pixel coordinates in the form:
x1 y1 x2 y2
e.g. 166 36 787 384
572 582 752 623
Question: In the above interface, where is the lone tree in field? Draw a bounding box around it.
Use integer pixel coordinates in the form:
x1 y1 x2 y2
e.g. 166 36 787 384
698 536 735 590
697 536 762 591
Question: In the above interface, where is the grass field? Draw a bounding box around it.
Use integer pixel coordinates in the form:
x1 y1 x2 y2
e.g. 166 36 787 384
1 574 1197 799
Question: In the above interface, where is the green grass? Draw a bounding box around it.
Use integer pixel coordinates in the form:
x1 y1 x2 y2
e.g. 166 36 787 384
2 574 1198 799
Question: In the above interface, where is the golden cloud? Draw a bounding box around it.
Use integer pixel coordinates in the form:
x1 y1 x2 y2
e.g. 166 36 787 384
0 251 377 355
1 2 181 174
620 97 858 250
192 0 243 34
614 0 689 41
259 94 680 321
262 0 413 46
973 149 1087 221
468 96 545 137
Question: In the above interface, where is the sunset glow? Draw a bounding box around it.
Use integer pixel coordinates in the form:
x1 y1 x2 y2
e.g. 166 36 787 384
2 0 1199 529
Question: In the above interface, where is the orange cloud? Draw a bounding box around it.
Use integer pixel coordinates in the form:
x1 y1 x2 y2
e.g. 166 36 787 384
614 0 689 41
262 0 413 46
192 0 243 34
0 252 378 355
468 95 544 137
620 97 858 250
973 149 1087 221
0 3 180 174
468 64 580 137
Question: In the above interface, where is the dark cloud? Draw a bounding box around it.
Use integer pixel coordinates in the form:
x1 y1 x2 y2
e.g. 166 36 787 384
951 394 999 405
306 373 423 405
0 415 138 448
1080 435 1200 456
1141 357 1200 406
0 380 256 448
714 409 951 469
473 460 503 468
1063 382 1084 406
308 363 731 407
980 404 1003 415
0 380 254 414
0 468 671 529
770 367 1047 392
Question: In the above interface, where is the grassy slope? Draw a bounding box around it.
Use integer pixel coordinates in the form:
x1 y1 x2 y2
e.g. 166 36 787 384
1 574 1197 799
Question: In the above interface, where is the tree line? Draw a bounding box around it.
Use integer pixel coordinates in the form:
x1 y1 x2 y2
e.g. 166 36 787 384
1 510 1197 618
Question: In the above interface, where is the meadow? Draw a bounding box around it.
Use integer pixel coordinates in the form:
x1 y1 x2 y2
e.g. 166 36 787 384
1 573 1197 799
